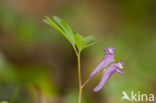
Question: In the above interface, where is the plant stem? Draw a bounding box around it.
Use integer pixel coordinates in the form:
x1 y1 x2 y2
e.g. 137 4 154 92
82 79 90 88
74 47 90 103
77 53 82 87
77 53 82 103
78 86 83 103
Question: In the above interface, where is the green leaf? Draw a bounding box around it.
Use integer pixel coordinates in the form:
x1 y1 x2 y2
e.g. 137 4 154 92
43 16 97 52
74 33 97 52
53 16 75 46
74 33 86 52
83 40 98 49
42 19 53 26
85 36 95 45
43 16 75 47
43 16 68 40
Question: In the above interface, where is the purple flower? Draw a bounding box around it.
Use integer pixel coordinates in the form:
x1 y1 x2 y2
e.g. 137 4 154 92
90 46 115 80
89 46 125 92
93 61 124 92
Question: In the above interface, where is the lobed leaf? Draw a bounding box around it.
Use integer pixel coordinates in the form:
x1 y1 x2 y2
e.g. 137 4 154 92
74 33 86 52
43 16 75 47
74 33 97 52
43 16 97 52
53 16 75 46
85 36 95 45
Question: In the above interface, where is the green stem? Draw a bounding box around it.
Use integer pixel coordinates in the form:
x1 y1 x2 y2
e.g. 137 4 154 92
74 47 90 103
82 79 89 88
77 53 82 87
78 87 82 103
77 53 82 103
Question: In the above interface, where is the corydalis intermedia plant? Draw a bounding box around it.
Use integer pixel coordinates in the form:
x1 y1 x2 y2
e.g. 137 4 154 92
43 16 125 103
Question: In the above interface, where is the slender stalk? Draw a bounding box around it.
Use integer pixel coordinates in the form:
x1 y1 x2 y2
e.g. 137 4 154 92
77 53 82 87
74 47 90 103
77 53 82 103
82 79 90 88
78 87 83 103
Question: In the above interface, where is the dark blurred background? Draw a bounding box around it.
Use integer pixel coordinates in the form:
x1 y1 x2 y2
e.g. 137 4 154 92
0 0 156 103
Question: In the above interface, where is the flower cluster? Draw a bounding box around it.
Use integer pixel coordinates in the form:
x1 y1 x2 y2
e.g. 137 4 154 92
90 46 124 92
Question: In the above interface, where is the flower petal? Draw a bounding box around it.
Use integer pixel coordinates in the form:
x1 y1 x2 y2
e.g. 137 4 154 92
90 46 115 79
93 66 113 92
93 61 124 92
116 69 123 74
